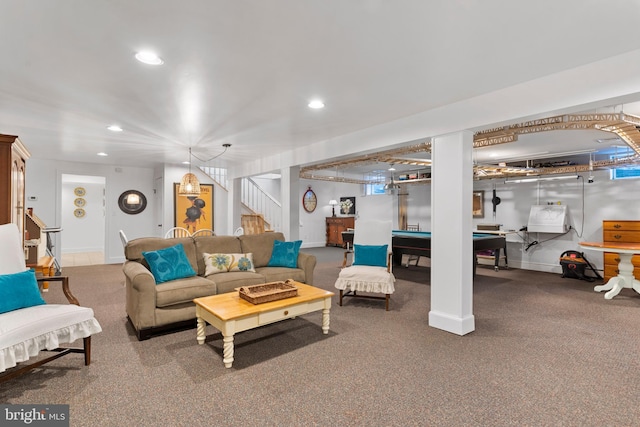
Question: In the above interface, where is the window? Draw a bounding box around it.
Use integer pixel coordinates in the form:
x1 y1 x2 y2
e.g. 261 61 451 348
610 152 640 180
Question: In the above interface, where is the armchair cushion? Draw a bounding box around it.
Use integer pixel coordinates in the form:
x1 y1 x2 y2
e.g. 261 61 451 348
353 244 388 267
0 304 101 373
0 269 46 314
143 243 196 284
267 240 302 268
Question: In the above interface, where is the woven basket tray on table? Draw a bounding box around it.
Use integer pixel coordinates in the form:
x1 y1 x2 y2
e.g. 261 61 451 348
238 280 298 304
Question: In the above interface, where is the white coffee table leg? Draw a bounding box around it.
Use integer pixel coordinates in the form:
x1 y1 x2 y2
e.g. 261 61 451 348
196 317 206 345
222 334 234 368
322 307 330 334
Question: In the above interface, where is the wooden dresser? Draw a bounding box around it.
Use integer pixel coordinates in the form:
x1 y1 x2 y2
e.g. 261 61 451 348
602 220 640 281
326 217 354 247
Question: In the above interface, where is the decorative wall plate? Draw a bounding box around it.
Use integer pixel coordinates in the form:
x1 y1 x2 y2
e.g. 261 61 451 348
74 187 86 196
74 208 85 218
74 197 86 207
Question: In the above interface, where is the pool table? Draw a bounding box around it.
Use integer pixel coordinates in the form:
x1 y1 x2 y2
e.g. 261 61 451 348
341 230 507 273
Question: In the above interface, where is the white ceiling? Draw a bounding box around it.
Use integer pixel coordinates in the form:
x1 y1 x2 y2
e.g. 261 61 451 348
3 1 640 175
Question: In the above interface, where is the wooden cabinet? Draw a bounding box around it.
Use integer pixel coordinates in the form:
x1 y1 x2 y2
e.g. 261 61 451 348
0 134 30 249
602 220 640 281
326 217 354 247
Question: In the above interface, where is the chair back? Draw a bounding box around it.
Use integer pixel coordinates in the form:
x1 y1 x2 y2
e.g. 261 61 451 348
119 230 128 247
164 227 191 238
354 220 392 249
192 229 215 237
0 223 28 275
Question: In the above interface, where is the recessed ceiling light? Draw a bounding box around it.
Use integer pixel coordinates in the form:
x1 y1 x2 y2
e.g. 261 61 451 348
107 125 123 132
308 100 325 109
97 152 108 157
135 51 164 65
182 161 190 165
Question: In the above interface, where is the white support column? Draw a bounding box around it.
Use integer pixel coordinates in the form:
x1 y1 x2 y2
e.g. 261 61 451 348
280 166 300 240
227 177 242 234
429 131 475 336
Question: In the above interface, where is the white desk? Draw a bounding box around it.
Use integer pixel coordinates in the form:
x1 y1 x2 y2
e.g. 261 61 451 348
579 241 640 299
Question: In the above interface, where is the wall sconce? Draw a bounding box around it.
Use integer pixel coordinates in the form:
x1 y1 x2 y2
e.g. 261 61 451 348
329 199 338 217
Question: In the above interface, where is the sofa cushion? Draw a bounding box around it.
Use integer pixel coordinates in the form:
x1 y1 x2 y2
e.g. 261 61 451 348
206 272 265 294
0 269 46 314
203 253 256 275
155 275 218 308
256 266 306 284
268 240 302 268
239 232 286 267
143 244 197 284
193 235 243 275
126 237 198 271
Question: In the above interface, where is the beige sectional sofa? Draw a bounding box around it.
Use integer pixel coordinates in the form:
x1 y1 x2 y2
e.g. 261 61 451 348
123 232 316 340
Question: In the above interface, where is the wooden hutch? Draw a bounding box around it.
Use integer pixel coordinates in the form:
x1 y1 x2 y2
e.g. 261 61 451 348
0 134 30 251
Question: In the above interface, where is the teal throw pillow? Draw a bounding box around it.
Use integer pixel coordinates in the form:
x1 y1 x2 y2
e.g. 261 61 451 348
0 269 46 314
142 243 196 284
353 244 388 267
267 240 302 268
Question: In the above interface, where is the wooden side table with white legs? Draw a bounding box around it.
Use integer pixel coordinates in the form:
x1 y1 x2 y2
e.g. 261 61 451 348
580 241 640 299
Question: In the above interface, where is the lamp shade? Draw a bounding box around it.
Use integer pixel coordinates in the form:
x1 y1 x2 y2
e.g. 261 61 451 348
178 172 201 196
329 199 338 206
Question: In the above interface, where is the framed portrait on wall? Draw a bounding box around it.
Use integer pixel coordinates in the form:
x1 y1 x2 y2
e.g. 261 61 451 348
174 183 214 233
339 196 356 215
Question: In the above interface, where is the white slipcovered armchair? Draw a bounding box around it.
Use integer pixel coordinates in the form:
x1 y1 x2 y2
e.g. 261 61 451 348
0 223 102 382
334 219 396 310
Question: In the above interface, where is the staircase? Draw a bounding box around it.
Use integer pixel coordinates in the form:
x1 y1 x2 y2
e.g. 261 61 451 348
241 177 281 231
199 167 282 232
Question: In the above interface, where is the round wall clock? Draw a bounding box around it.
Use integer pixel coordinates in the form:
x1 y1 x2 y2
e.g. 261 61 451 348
74 197 86 207
74 208 85 218
302 186 317 213
74 187 86 197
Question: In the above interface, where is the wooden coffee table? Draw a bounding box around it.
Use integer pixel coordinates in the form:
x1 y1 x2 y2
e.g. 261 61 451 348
194 281 334 368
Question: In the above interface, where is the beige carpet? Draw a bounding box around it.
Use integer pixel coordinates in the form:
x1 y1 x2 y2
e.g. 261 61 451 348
2 247 640 426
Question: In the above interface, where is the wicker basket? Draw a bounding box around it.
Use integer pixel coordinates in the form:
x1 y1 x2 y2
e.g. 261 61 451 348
239 280 298 304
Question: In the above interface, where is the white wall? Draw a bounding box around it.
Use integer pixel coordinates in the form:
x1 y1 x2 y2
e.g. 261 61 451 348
26 157 638 275
61 177 105 253
26 159 157 264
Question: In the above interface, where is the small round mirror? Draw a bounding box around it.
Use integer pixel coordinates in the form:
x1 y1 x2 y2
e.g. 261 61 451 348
118 190 147 215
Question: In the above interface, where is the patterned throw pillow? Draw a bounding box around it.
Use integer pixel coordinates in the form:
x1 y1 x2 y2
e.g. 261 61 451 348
267 240 302 268
142 243 196 284
203 253 256 276
0 269 46 314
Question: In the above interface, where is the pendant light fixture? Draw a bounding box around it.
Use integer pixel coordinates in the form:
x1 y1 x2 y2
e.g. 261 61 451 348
178 147 201 197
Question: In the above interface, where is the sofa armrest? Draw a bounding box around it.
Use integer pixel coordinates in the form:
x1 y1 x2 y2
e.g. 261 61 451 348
123 261 156 292
297 252 317 285
123 261 158 329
